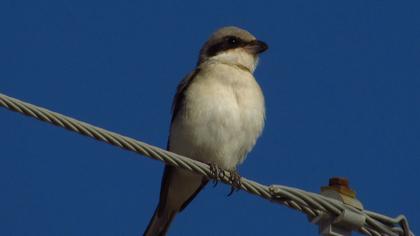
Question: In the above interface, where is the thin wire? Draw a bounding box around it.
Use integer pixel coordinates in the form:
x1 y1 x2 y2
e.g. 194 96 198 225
0 92 414 236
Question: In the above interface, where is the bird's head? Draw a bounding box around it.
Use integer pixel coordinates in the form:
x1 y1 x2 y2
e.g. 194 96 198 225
198 26 268 73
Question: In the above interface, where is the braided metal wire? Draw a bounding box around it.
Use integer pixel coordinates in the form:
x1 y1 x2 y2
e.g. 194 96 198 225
0 92 414 236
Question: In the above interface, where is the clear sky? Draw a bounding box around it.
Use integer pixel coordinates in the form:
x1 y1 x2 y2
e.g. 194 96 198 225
0 0 419 235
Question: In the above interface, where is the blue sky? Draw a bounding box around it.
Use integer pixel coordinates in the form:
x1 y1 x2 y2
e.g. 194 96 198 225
0 0 419 235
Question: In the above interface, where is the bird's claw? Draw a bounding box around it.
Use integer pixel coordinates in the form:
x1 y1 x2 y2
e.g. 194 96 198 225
209 164 242 195
209 163 223 187
227 170 241 196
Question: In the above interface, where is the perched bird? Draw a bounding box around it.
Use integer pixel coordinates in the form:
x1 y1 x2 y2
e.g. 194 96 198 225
144 26 268 236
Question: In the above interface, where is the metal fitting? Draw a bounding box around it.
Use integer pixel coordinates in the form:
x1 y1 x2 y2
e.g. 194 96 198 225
311 177 366 236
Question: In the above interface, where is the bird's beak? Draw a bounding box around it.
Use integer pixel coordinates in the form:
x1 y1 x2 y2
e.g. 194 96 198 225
245 40 268 54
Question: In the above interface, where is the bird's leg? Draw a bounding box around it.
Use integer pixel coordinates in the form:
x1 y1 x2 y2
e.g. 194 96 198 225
209 163 223 187
209 164 242 194
227 169 242 196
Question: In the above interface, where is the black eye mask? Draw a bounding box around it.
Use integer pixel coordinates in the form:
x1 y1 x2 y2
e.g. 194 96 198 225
205 36 248 57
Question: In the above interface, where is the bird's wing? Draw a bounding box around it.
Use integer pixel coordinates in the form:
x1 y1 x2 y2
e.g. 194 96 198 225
170 68 201 124
144 68 208 236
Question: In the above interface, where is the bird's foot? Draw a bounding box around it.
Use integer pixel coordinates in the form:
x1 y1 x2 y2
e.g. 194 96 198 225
227 169 241 196
209 163 223 187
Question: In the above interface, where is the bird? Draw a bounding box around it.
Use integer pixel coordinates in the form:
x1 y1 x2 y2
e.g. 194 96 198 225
144 26 268 236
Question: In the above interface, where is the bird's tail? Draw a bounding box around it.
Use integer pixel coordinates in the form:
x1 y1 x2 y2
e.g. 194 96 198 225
143 206 176 236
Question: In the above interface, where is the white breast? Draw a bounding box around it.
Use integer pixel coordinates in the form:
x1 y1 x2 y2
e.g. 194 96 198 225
169 62 265 170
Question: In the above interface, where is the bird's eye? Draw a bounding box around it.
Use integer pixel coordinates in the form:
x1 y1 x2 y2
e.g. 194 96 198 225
227 36 238 45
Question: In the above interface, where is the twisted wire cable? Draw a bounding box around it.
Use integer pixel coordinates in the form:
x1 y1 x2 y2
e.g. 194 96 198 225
0 92 414 236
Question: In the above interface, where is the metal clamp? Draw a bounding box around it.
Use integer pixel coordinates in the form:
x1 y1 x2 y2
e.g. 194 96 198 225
310 177 366 236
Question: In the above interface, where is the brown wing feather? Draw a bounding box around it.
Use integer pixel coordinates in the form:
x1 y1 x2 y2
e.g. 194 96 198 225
159 166 208 215
144 68 207 235
167 68 201 150
163 67 208 211
170 68 201 124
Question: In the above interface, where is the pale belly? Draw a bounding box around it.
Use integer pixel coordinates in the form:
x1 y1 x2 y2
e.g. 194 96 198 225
169 65 265 170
